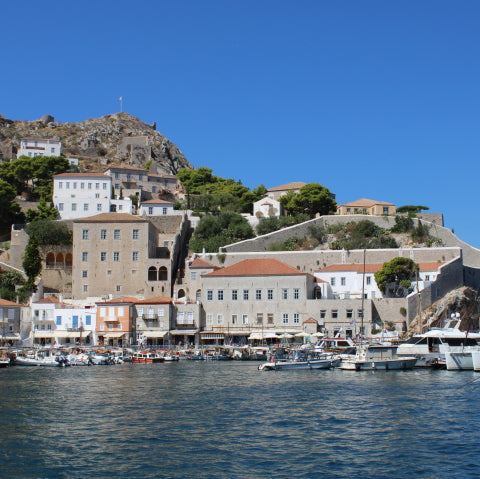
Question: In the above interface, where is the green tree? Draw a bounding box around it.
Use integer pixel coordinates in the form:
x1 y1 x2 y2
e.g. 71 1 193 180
0 180 23 235
25 220 72 245
189 212 254 252
280 183 336 218
390 215 414 233
25 200 59 222
396 205 429 215
0 271 25 302
374 257 419 296
22 234 42 290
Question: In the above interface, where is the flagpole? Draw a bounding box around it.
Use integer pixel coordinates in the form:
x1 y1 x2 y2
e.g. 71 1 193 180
118 96 123 112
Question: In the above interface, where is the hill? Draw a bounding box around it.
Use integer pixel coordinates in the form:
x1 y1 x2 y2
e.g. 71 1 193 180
0 112 193 175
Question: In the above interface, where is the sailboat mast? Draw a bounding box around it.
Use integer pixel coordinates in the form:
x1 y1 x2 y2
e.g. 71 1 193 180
361 249 366 337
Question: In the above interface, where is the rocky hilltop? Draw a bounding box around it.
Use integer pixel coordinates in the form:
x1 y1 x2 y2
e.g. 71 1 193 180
0 113 193 175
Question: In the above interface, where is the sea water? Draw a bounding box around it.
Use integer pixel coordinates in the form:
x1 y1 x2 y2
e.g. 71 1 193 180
0 362 479 479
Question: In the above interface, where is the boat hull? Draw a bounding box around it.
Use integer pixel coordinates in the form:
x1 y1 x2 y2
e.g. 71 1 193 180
444 351 475 370
338 357 417 371
259 359 337 371
472 351 480 371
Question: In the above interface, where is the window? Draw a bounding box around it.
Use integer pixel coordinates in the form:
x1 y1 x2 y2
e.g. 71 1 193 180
293 288 300 299
332 310 338 319
82 252 88 261
162 208 167 215
66 182 70 189
113 252 119 262
267 289 273 300
95 183 100 189
100 252 107 261
114 172 119 179
58 203 64 211
293 313 300 324
282 289 288 300
207 290 213 301
331 278 336 286
88 183 92 189
358 309 364 319
190 272 197 281
320 310 326 319
132 252 138 261
256 313 263 324
243 289 249 301
217 290 224 301
82 270 88 278
58 182 63 189
217 314 224 325
158 307 164 317
267 313 274 324
148 207 153 215
100 229 107 240
242 314 249 325
85 315 91 326
187 311 194 323
282 313 289 324
83 285 88 292
341 277 346 286
97 204 102 211
56 316 61 325
114 229 120 240
82 229 89 240
232 314 237 325
256 289 262 300
116 285 121 292
83 204 89 211
207 314 213 325
80 183 85 189
347 309 353 319
73 182 77 189
132 229 139 239
366 276 371 285
71 203 77 211
232 290 238 300
103 183 107 190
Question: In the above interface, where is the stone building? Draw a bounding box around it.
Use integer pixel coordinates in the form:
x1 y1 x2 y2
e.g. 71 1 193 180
72 213 175 300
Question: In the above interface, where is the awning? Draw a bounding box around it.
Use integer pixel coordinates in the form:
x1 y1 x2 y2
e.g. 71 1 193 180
200 333 224 339
249 332 279 340
169 329 198 335
140 331 167 338
34 331 56 338
102 332 127 338
55 331 92 338
2 334 20 340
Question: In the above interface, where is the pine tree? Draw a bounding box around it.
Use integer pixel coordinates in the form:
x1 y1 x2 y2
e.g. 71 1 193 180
22 234 42 291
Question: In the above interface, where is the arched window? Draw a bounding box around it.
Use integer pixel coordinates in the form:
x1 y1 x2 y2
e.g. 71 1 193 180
46 252 55 267
65 253 73 268
196 289 201 302
158 266 168 281
148 266 157 281
177 289 186 299
56 253 64 268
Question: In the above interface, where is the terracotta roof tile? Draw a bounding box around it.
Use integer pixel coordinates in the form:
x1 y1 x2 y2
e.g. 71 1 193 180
0 299 23 307
303 318 318 324
339 198 395 207
267 181 306 192
74 213 147 223
135 296 173 304
96 296 138 305
190 257 220 269
140 199 173 205
204 258 306 277
33 297 60 304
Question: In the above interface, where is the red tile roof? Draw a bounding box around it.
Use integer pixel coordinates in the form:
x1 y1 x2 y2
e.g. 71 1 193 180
74 213 147 223
303 318 318 324
140 199 173 205
339 198 395 207
267 181 306 192
0 299 23 307
96 296 138 305
33 297 60 304
203 258 306 277
135 296 173 304
190 257 220 269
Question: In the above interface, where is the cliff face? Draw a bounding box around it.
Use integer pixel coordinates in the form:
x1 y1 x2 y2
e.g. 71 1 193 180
0 113 193 175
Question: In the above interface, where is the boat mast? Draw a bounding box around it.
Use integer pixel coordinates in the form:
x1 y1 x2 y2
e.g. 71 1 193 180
361 249 366 338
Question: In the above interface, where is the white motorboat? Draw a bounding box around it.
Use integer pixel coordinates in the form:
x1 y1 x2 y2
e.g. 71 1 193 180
15 349 69 367
472 351 480 371
444 350 480 370
396 314 480 367
338 343 417 371
258 350 338 371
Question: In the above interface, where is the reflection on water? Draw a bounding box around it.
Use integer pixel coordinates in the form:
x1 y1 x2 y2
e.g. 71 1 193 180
0 363 479 478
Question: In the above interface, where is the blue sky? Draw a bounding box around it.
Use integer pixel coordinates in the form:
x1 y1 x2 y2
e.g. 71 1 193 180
3 1 480 247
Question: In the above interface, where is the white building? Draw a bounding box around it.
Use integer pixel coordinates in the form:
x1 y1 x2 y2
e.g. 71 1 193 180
253 196 282 219
314 262 445 299
31 297 97 346
139 199 176 216
53 172 133 220
18 138 62 158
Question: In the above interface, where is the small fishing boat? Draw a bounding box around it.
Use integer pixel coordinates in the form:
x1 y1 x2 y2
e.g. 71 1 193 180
15 349 69 367
132 351 164 363
258 350 338 371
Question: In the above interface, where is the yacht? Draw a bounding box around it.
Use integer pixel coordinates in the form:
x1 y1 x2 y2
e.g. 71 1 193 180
396 314 480 367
